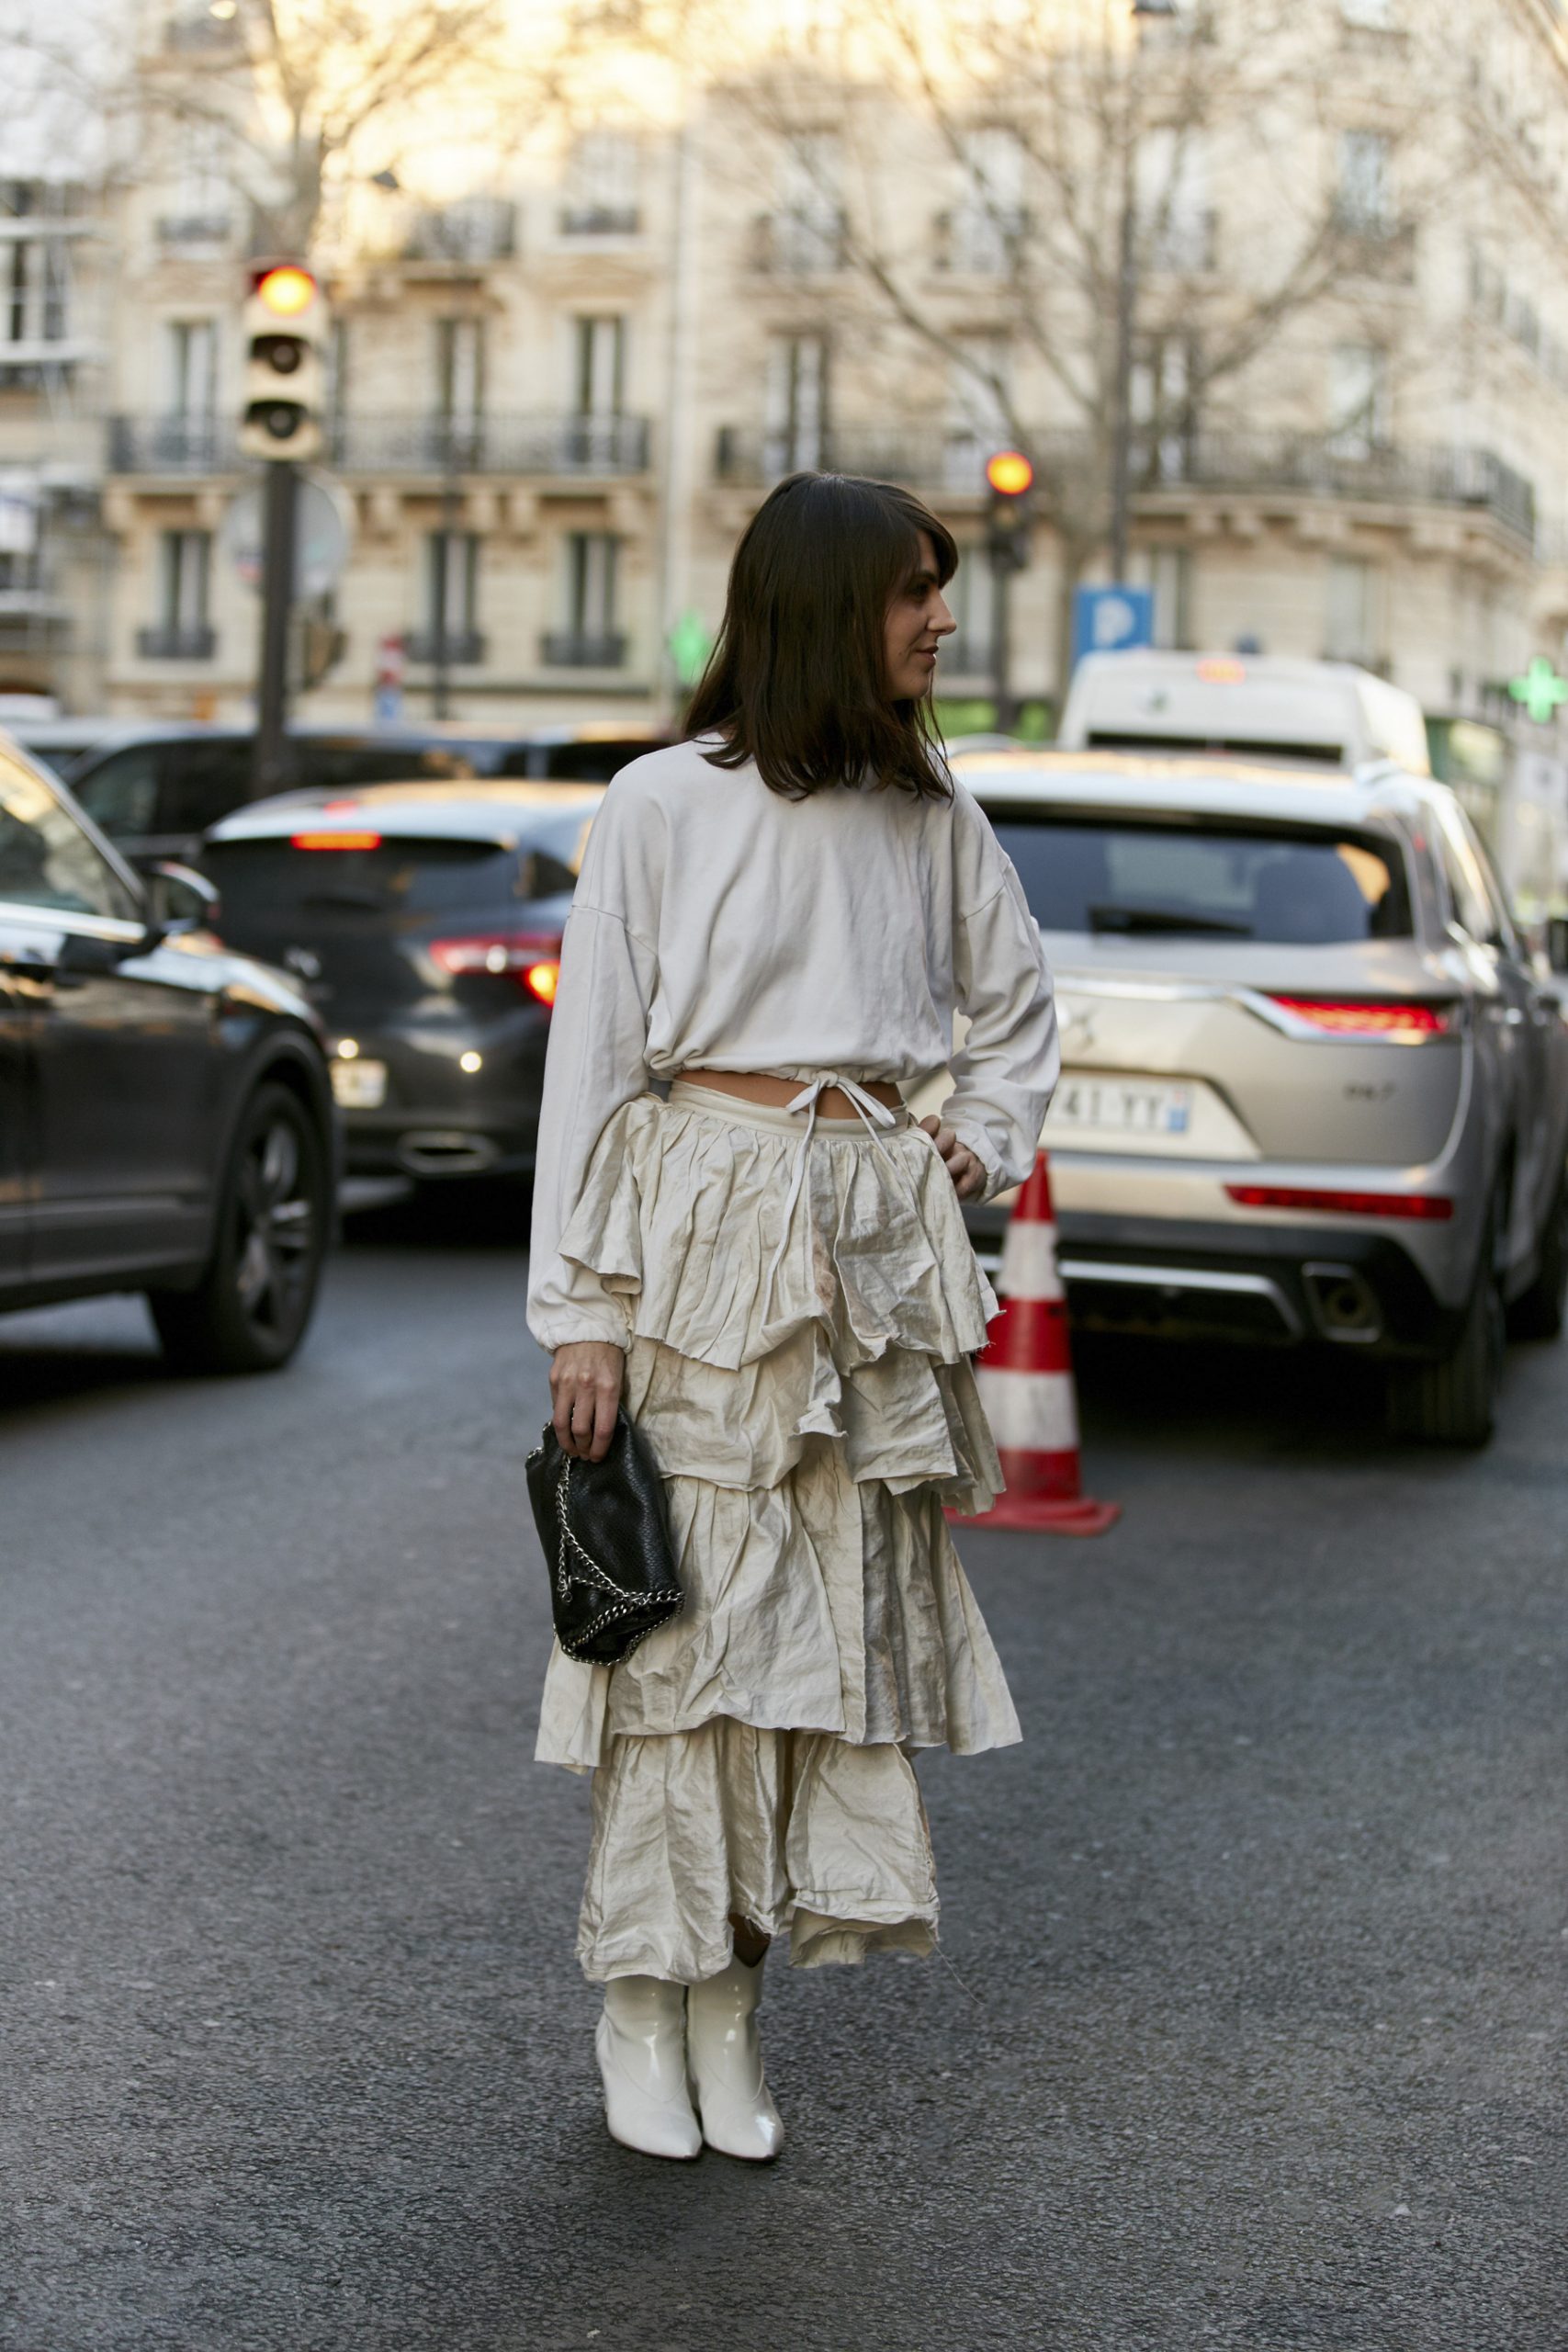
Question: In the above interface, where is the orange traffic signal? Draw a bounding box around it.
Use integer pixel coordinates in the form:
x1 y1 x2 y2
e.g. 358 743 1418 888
986 449 1034 497
254 263 318 318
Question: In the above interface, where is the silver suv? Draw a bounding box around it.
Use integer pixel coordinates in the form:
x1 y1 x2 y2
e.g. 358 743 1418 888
952 749 1568 1446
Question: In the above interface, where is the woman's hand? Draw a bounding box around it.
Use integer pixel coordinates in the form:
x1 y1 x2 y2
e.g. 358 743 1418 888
919 1115 987 1203
550 1341 626 1463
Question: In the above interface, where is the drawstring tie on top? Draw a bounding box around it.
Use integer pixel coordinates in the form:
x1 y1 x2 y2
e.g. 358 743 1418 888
761 1071 906 1321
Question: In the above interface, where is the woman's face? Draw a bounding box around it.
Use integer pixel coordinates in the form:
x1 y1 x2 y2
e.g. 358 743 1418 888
883 530 956 702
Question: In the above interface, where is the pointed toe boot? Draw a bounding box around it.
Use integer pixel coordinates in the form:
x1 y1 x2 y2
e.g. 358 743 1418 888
686 1957 785 2163
596 1976 703 2161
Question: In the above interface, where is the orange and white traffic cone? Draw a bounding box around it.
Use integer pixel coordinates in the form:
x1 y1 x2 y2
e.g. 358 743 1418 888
959 1152 1121 1537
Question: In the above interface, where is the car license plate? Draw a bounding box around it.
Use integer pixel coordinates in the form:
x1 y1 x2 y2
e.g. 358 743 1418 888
331 1058 388 1110
1047 1076 1192 1137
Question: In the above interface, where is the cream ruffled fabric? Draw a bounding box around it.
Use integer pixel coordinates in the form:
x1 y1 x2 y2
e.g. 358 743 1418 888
536 1086 1021 1982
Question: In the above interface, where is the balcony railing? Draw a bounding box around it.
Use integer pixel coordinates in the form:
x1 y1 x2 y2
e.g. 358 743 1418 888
403 199 517 265
1328 210 1418 282
108 413 652 477
156 213 234 249
540 629 628 669
404 628 487 665
137 623 217 661
109 417 235 473
714 424 1538 543
750 209 847 274
932 206 1031 276
558 204 642 237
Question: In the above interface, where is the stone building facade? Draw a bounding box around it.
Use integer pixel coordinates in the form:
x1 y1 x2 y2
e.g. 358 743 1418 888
13 0 1568 883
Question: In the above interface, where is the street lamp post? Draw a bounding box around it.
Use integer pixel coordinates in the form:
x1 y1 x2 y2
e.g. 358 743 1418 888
1108 0 1178 589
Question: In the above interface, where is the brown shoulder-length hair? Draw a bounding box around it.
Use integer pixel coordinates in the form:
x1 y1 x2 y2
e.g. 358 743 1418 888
684 471 958 801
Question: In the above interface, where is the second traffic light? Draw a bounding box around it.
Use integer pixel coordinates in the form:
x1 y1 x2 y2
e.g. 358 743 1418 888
985 447 1034 572
240 261 326 462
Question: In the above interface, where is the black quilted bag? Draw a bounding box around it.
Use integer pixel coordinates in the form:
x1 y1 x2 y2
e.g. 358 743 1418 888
526 1412 682 1664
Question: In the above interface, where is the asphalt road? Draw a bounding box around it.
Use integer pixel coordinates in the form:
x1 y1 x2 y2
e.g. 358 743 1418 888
3 1189 1565 2352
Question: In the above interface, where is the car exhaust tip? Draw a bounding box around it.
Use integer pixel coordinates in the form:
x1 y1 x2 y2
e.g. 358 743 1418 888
395 1130 502 1178
1303 1261 1384 1345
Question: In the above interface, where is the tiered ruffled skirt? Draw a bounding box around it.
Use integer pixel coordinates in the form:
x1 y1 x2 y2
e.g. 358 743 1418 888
538 1083 1021 1984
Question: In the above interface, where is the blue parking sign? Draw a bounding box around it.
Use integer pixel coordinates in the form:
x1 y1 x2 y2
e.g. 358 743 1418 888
1072 585 1156 669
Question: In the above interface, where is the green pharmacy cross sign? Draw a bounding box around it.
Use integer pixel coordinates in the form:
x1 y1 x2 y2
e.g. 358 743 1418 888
1508 655 1568 725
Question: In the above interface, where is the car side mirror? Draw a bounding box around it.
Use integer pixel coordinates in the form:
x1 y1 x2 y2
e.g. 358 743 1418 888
147 861 220 935
1547 916 1568 975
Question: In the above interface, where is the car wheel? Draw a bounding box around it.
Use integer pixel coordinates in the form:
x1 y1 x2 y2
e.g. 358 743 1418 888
1383 1213 1506 1449
1506 1167 1568 1342
148 1081 329 1374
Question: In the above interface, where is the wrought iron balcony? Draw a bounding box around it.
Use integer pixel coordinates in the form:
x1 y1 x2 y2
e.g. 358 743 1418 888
109 417 236 473
156 213 234 249
931 206 1031 276
1328 210 1417 281
403 199 517 265
540 630 628 669
749 209 847 275
558 204 642 237
403 628 487 665
137 623 217 661
714 424 1538 544
329 413 650 475
107 412 652 478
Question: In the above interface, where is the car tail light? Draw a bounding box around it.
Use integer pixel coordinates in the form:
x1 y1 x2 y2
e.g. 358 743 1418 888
1266 996 1451 1039
428 932 563 1007
292 830 381 851
1226 1184 1454 1222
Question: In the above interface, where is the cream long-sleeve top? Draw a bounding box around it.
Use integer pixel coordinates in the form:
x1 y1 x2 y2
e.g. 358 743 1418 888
527 737 1059 1351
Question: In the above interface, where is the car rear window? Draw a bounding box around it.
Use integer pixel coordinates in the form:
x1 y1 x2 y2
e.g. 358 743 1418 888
496 739 658 782
203 835 577 919
986 813 1413 944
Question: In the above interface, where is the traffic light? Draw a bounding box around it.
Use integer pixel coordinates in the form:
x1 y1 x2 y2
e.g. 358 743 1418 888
985 447 1034 572
240 261 326 462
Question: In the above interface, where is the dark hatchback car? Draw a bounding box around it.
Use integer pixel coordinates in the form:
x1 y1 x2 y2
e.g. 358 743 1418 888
61 723 661 873
201 781 602 1182
0 735 336 1372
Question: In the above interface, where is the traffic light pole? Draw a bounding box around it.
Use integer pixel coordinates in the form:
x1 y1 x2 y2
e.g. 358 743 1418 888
254 457 298 797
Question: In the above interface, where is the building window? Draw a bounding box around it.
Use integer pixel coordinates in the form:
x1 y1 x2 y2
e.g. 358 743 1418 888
1140 128 1214 271
945 127 1026 274
944 548 996 678
4 234 70 352
945 333 1011 490
765 334 829 474
573 314 625 416
1325 555 1377 662
165 320 219 419
1327 344 1389 458
160 119 231 244
561 130 641 235
139 528 214 659
766 133 844 273
1129 547 1193 650
1132 335 1197 482
413 529 482 663
1337 131 1392 232
543 532 626 666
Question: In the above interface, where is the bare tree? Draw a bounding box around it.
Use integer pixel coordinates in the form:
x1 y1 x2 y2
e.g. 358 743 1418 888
686 0 1480 681
139 0 540 260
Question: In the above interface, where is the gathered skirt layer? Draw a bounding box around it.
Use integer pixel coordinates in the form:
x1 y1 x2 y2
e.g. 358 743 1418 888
536 1086 1020 1980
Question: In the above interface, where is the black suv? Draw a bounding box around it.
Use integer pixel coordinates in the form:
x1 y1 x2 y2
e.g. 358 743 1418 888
59 724 662 871
0 735 336 1374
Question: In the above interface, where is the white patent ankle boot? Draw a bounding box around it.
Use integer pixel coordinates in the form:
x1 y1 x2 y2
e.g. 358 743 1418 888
596 1977 702 2160
685 1957 785 2162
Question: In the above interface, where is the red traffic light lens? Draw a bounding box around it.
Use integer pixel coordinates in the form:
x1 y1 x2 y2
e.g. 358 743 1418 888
986 449 1034 496
255 264 317 318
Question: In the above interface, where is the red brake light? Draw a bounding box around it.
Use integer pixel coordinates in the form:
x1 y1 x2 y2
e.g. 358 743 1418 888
1267 996 1450 1039
1226 1184 1454 1222
428 933 562 1006
292 830 380 851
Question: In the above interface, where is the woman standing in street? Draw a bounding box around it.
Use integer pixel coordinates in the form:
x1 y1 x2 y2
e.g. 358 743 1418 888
527 471 1058 2162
